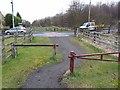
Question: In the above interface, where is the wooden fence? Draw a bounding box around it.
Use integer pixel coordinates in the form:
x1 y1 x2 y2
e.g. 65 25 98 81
78 31 120 52
0 30 2 62
1 29 33 64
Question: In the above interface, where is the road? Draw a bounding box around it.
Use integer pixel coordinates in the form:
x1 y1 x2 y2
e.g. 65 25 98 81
22 32 85 88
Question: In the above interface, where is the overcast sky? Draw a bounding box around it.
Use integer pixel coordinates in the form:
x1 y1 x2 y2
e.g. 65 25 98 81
0 0 119 23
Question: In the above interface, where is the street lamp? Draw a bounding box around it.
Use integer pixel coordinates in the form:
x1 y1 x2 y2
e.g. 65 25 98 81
11 0 14 28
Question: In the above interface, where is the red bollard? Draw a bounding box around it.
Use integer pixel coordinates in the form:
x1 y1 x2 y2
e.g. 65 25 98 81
69 51 75 74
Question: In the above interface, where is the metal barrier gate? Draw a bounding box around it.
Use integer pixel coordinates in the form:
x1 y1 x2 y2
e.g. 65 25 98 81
68 51 120 74
13 43 59 58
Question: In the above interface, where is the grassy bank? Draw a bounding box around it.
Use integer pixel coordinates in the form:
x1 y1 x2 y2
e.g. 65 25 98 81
0 36 2 89
2 37 63 88
62 37 118 88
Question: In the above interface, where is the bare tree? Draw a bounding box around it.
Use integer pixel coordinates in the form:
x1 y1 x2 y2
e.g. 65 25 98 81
32 0 118 29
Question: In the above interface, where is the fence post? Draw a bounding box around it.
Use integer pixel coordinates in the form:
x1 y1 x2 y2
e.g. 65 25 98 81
76 28 79 37
30 29 33 42
27 30 29 42
29 30 30 42
11 43 15 58
93 32 96 43
74 29 77 37
69 51 75 74
23 32 26 43
100 54 103 60
28 29 32 43
2 30 5 64
14 32 17 57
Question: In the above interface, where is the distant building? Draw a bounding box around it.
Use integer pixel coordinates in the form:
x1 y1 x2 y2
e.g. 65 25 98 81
0 11 4 28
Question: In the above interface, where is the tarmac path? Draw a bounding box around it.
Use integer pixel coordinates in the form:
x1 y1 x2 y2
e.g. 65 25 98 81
22 33 85 88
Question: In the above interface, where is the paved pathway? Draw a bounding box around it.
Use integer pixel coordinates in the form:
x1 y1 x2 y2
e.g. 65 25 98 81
22 34 85 88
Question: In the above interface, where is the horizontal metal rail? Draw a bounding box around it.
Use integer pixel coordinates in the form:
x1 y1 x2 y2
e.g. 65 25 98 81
69 52 120 62
74 52 119 58
78 57 119 62
13 43 59 47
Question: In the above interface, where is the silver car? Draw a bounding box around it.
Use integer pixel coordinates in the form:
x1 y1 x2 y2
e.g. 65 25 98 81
5 27 26 35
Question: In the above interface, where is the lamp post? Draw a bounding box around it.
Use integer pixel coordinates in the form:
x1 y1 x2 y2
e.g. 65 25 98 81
11 0 14 28
88 0 91 22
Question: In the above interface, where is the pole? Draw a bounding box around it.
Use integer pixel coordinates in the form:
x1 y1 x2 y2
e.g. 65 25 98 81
53 44 56 56
118 52 120 62
69 51 75 74
11 0 14 28
14 32 17 57
2 30 5 64
88 0 91 22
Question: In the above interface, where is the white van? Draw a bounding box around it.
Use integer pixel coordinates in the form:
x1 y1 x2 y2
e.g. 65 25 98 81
80 22 95 31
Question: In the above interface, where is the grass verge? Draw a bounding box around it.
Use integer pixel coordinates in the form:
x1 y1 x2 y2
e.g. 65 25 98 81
0 36 2 90
62 37 118 88
2 37 63 88
0 52 2 89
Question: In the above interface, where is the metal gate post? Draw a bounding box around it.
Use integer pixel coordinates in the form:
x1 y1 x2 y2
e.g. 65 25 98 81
53 44 56 55
69 51 75 74
118 52 120 62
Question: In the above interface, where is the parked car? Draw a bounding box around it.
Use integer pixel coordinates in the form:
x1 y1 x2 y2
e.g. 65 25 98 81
79 22 96 31
5 27 26 35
